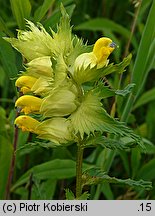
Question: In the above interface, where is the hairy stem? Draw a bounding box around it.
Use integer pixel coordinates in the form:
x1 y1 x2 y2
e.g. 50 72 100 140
76 143 84 198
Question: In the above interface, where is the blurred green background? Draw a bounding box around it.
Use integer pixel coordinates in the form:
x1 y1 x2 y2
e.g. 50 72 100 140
0 0 155 200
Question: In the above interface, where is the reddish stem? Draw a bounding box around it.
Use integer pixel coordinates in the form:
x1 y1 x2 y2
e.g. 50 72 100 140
5 113 19 199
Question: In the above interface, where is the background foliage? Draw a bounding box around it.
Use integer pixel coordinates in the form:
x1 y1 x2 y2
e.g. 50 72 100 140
0 0 155 200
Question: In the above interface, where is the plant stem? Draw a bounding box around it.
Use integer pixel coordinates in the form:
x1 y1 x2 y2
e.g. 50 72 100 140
76 142 84 198
123 0 142 58
5 117 19 199
110 1 142 119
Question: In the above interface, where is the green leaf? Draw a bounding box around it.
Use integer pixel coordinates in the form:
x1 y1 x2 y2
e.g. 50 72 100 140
137 159 155 181
73 54 132 84
74 18 137 48
44 4 76 29
12 159 76 191
101 183 114 200
65 189 75 200
78 192 90 200
12 159 90 191
82 168 152 190
34 0 55 22
133 87 155 110
84 134 139 150
122 1 155 122
10 0 31 29
132 0 155 97
115 83 135 97
70 90 141 145
102 53 132 76
0 66 5 88
0 107 7 134
0 136 13 199
90 83 115 99
0 17 14 37
131 148 141 179
0 37 18 80
140 138 155 154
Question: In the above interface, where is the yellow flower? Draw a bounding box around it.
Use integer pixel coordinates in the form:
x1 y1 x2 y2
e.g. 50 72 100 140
74 37 117 70
15 115 74 144
15 75 37 94
15 95 42 114
14 115 40 133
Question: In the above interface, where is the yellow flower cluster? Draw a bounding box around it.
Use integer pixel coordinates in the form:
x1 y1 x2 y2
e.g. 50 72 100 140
6 7 116 144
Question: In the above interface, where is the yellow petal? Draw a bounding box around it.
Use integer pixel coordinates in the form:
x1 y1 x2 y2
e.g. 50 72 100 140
15 76 37 94
14 115 40 133
93 37 116 68
15 95 42 114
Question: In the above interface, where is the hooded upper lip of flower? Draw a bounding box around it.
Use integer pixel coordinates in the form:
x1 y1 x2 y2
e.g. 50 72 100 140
14 115 40 133
15 95 42 114
15 75 38 94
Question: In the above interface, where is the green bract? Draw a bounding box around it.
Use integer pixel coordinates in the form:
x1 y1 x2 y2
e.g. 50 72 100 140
6 4 140 145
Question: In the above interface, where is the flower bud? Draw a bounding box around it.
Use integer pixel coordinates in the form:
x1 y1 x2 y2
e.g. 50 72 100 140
26 56 53 77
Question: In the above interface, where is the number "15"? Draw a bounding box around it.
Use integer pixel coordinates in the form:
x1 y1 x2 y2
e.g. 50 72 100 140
139 203 151 212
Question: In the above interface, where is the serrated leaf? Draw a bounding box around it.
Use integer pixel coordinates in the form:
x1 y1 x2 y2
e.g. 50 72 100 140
115 83 135 97
65 189 75 200
84 83 115 99
49 4 72 58
73 54 132 84
82 168 152 190
102 53 132 76
84 134 138 150
70 91 142 146
16 140 74 156
78 192 90 200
